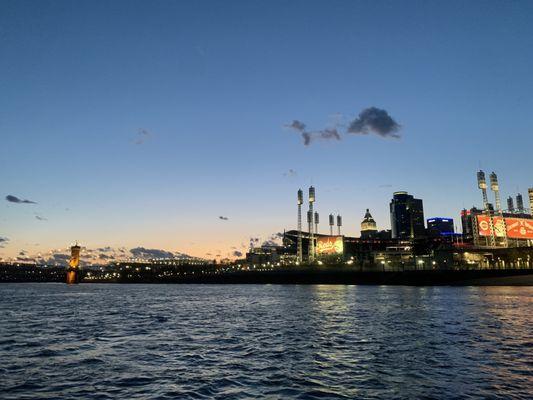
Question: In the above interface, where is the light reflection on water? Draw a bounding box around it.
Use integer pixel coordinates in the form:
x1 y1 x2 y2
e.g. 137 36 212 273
0 284 531 399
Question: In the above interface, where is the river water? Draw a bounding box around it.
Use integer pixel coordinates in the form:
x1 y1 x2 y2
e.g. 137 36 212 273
0 284 531 399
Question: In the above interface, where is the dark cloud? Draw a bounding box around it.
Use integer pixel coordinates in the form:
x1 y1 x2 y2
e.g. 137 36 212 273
232 250 243 257
97 246 113 252
219 216 229 221
43 253 70 265
285 120 340 146
6 195 37 204
0 237 9 247
287 120 306 132
129 247 175 259
286 107 401 145
98 254 115 260
35 215 47 221
347 107 401 138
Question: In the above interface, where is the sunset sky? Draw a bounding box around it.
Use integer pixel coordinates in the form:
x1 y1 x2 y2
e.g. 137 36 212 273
1 1 533 261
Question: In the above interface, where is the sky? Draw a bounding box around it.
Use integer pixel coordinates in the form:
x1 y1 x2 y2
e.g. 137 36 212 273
1 0 533 261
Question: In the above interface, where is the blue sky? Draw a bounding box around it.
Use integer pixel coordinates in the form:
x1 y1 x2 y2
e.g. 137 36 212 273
1 1 533 259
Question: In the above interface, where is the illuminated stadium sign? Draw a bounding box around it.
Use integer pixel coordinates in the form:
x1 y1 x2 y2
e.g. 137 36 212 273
476 216 533 239
505 218 533 239
316 236 344 255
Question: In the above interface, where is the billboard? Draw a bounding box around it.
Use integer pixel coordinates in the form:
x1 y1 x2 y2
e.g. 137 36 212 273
476 216 533 239
477 216 506 237
505 218 533 239
316 236 344 255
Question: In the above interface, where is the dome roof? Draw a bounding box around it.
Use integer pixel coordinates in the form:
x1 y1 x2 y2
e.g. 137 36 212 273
361 209 377 232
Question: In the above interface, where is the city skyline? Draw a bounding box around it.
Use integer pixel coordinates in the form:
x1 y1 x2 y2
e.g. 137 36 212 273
2 1 533 260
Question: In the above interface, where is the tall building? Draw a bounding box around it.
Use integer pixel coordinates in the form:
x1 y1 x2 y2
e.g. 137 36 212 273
360 209 378 239
390 191 425 239
461 209 474 238
427 217 454 237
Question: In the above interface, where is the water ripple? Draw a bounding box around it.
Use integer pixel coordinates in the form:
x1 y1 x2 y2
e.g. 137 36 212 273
0 284 532 399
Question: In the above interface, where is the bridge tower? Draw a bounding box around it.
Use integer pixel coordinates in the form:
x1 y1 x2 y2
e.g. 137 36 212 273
66 243 81 284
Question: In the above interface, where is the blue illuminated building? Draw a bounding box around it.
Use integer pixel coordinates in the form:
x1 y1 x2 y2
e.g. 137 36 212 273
427 217 455 237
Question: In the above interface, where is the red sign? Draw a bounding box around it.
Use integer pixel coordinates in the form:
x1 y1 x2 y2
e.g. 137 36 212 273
477 215 533 239
477 216 505 237
505 218 533 239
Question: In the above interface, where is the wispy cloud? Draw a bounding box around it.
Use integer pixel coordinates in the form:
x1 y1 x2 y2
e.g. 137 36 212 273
283 169 297 178
219 216 229 221
6 195 37 204
35 214 47 221
133 128 151 145
0 237 9 247
285 120 340 146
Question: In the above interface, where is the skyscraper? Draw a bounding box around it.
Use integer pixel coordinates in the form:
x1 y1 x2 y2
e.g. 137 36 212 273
390 191 425 239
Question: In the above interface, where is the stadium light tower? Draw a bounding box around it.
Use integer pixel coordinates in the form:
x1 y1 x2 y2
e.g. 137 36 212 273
477 170 489 211
297 189 303 264
490 172 501 212
308 186 315 262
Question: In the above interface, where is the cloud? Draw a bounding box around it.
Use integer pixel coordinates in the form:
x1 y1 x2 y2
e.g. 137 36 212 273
129 247 175 259
319 128 341 141
134 128 151 145
35 215 47 221
283 169 297 178
0 237 9 247
347 107 401 138
287 119 306 132
6 195 37 204
261 232 284 247
219 216 229 221
232 250 243 257
286 107 401 145
285 120 312 146
285 120 340 146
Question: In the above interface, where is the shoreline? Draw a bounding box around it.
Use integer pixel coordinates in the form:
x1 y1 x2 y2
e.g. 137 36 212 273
2 267 533 286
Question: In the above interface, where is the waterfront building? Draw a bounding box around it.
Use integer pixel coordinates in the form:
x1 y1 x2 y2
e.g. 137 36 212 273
360 209 378 239
389 192 425 239
427 217 454 237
